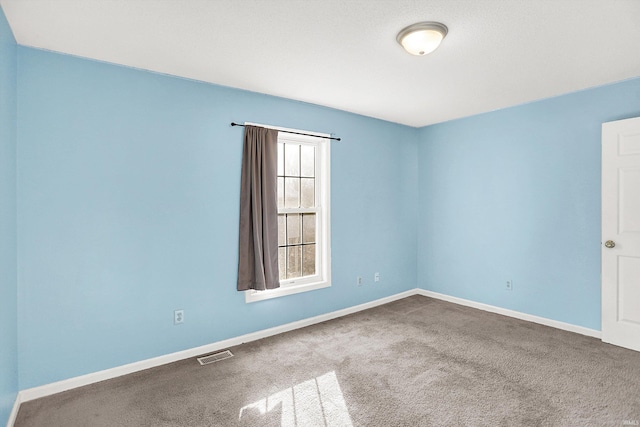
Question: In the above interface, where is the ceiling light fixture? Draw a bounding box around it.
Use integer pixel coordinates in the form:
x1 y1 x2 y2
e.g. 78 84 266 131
396 22 448 56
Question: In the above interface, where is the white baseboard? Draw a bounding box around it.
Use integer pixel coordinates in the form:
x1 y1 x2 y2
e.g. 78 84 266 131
18 289 416 404
6 392 20 427
13 287 601 419
417 289 602 338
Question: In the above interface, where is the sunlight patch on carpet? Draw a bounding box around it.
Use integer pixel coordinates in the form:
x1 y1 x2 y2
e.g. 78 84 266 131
239 371 353 426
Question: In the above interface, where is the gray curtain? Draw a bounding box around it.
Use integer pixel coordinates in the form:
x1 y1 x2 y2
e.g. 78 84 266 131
237 125 281 291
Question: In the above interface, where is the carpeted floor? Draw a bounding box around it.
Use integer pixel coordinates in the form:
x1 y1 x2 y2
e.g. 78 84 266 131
14 295 640 426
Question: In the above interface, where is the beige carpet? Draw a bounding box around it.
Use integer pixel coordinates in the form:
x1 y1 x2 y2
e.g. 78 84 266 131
14 296 640 426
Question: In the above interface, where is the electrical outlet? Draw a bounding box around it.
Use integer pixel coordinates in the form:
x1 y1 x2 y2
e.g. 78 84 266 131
174 309 184 325
374 272 380 282
505 280 513 291
357 276 363 286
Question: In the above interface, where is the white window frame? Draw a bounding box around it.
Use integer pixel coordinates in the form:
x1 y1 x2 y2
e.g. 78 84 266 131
245 123 331 303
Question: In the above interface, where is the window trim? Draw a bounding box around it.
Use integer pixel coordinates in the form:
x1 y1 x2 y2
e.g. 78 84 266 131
244 123 331 303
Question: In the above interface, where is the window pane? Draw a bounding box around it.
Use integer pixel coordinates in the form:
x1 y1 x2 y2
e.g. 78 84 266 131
287 245 302 279
302 213 316 244
277 177 284 209
272 135 330 291
278 214 286 246
278 247 286 280
300 145 315 177
277 142 284 176
286 214 301 245
284 143 300 176
303 244 316 277
284 177 300 208
301 178 315 208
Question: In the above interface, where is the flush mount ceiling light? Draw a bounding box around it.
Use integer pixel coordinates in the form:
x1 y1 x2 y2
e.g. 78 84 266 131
396 22 448 56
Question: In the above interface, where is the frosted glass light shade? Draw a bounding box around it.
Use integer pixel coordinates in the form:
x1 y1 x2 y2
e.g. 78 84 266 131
397 22 448 56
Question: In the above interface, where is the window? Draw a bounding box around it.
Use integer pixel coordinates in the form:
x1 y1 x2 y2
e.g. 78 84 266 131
245 125 331 303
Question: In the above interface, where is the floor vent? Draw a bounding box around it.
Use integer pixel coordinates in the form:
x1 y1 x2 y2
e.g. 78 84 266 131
197 350 234 365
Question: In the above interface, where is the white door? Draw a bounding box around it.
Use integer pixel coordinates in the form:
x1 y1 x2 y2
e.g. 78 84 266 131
602 116 640 352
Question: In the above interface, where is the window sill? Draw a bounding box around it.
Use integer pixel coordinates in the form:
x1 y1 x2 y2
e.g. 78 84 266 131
244 280 331 303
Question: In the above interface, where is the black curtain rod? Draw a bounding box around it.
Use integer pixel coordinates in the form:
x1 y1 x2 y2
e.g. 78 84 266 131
231 122 341 141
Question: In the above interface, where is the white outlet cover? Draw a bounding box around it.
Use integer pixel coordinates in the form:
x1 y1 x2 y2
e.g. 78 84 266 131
174 310 184 324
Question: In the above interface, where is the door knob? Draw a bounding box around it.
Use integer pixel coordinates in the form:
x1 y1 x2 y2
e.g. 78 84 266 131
604 240 616 248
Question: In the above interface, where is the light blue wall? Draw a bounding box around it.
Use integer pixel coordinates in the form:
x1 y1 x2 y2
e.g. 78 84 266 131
0 5 18 425
417 77 640 330
16 47 418 389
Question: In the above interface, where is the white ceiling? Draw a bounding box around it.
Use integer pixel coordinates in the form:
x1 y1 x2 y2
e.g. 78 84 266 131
1 0 639 127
